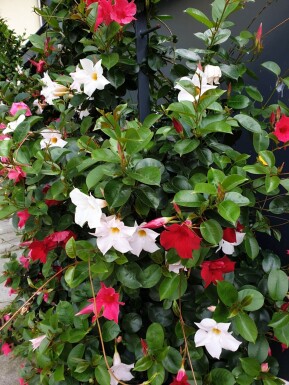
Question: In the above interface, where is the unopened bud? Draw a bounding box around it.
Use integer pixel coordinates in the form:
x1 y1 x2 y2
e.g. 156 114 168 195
255 22 263 52
141 216 175 229
172 118 183 134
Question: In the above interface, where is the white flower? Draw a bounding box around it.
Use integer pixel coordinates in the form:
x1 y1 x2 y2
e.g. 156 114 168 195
217 229 245 255
33 99 45 114
91 214 135 255
204 65 222 85
129 222 159 257
70 59 110 97
69 188 107 229
3 114 25 134
29 335 46 351
168 261 187 274
40 72 69 105
110 351 134 385
175 68 217 103
40 129 67 149
194 318 241 359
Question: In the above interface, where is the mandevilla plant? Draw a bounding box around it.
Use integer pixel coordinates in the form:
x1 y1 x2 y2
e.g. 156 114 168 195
1 0 289 385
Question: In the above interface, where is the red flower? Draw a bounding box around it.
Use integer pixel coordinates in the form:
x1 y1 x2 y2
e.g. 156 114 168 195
30 59 46 74
223 228 237 243
1 342 12 356
17 209 30 228
170 368 190 385
19 255 30 269
42 184 61 206
76 282 124 324
273 115 289 143
19 379 28 385
160 223 201 259
84 0 136 30
200 256 236 288
111 0 136 25
7 166 26 183
27 231 76 263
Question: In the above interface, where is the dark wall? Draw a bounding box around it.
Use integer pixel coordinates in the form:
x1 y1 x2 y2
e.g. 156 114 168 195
158 0 289 378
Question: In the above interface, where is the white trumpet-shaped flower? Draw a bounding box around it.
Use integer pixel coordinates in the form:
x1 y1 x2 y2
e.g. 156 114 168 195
70 59 110 97
204 65 222 85
40 129 67 149
175 68 217 103
109 351 134 385
69 188 107 229
29 335 47 351
194 318 241 359
40 72 69 105
3 114 25 134
91 214 135 255
129 222 159 257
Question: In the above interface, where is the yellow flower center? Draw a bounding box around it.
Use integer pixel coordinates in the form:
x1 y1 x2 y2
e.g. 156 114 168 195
91 72 98 81
138 230 147 237
111 227 120 233
212 328 221 335
51 137 58 144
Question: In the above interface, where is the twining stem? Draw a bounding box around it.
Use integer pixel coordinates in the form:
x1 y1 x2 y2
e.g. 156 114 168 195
0 263 76 332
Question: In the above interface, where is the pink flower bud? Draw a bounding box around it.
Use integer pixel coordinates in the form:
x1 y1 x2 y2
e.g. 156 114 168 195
141 217 174 229
172 118 183 134
261 363 269 372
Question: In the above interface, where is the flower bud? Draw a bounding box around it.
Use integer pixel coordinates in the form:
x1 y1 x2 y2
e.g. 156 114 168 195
141 216 174 229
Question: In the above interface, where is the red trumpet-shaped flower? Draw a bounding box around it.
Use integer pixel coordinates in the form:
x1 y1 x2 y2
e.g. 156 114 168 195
160 222 201 259
76 282 124 324
201 256 236 288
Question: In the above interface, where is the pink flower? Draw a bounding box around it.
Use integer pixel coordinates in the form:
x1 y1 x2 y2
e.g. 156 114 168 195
261 363 269 373
76 282 124 324
0 123 6 130
141 216 175 229
29 335 46 351
110 0 136 25
160 223 202 259
19 379 28 385
7 166 26 183
273 115 289 143
30 59 46 74
1 342 12 355
169 367 190 385
19 255 30 269
9 102 32 117
17 209 30 228
201 256 236 288
3 314 11 322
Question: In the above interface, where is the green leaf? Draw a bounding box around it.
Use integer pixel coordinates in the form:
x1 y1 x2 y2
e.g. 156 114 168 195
234 114 262 134
265 175 279 193
218 200 240 224
28 33 45 49
244 234 259 260
233 312 258 343
184 8 213 28
240 357 260 377
101 53 119 70
222 174 247 191
200 121 232 135
175 48 201 61
127 167 161 186
107 68 125 89
217 281 238 306
86 2 98 31
162 347 182 373
102 321 120 342
173 138 200 156
148 362 165 385
116 262 142 289
67 344 85 369
269 196 289 214
91 148 119 163
86 164 120 190
65 237 77 259
0 139 12 157
104 180 131 208
95 365 110 385
13 121 30 144
274 323 289 346
146 323 164 351
134 356 153 372
159 273 187 300
210 368 235 385
220 63 246 80
228 95 250 109
200 219 223 245
122 313 142 333
141 265 162 289
194 183 217 194
224 192 250 206
174 190 205 207
248 336 269 363
54 365 65 381
245 86 263 102
258 150 275 167
262 252 281 273
269 312 289 329
0 205 17 219
262 61 281 76
268 269 289 301
253 131 270 152
238 289 264 311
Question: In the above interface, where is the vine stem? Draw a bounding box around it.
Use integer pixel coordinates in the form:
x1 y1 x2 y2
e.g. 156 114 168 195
87 259 137 385
0 263 76 332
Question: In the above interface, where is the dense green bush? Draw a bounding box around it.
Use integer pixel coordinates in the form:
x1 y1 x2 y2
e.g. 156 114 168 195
1 1 289 385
